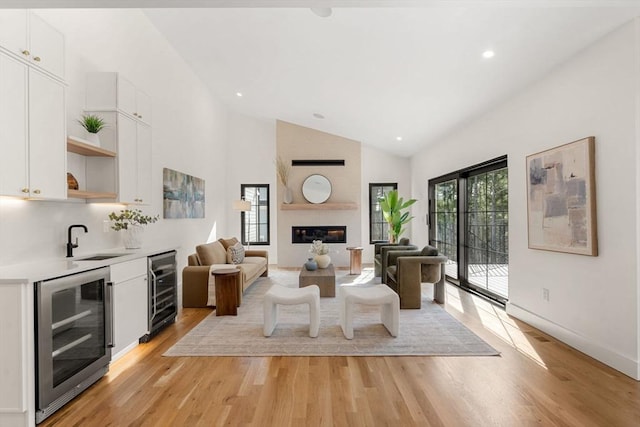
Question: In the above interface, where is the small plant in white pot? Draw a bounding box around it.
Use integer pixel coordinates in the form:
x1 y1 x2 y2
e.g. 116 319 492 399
309 239 331 268
77 113 107 146
108 209 159 249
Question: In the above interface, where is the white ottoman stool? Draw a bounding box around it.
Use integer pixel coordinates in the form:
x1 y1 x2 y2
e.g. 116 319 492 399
339 284 399 340
263 284 320 338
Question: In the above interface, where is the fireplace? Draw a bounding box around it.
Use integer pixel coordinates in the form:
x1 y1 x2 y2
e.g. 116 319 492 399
292 226 347 244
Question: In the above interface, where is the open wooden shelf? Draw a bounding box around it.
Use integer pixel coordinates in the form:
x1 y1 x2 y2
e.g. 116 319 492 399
280 202 358 211
67 189 117 199
67 136 116 157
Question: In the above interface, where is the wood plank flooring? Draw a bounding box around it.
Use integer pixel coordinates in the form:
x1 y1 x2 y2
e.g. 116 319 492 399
41 279 640 426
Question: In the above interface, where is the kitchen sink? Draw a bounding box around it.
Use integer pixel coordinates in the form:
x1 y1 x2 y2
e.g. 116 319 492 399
78 254 127 261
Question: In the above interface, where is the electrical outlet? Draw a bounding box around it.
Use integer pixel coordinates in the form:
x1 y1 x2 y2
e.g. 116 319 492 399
103 220 110 233
543 288 550 302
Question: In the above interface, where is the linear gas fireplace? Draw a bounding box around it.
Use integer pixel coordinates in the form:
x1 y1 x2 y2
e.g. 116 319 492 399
292 226 347 244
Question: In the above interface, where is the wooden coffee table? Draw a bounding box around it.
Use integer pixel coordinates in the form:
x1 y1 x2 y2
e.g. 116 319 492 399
299 263 336 297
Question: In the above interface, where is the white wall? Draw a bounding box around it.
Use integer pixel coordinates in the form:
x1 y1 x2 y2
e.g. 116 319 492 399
0 10 228 286
226 111 277 262
360 145 412 262
411 20 639 378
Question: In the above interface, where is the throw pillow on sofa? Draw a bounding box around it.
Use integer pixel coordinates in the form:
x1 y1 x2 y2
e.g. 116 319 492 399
227 242 245 264
219 237 239 250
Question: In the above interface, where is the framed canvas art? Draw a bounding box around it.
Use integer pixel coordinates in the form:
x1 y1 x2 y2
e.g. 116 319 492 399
526 137 597 256
163 168 205 219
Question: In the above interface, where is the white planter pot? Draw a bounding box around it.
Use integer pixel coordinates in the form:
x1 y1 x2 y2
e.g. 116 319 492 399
314 254 331 269
122 225 144 249
85 132 101 146
283 186 293 204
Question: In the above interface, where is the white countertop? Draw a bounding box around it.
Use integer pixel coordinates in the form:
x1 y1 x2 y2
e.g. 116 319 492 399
0 245 178 284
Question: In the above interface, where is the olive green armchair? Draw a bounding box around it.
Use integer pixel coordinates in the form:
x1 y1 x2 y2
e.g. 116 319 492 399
385 245 447 309
373 238 418 283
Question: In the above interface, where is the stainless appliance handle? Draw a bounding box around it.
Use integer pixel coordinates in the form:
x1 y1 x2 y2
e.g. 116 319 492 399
149 263 158 319
106 282 115 348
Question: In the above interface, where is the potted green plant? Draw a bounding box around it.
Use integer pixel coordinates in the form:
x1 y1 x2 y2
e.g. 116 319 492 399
309 239 331 268
108 209 159 249
77 113 107 146
378 190 417 243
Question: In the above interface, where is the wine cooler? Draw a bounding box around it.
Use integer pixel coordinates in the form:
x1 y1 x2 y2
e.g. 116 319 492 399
141 250 177 342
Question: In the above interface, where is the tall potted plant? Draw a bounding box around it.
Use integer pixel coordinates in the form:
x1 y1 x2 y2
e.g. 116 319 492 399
378 190 417 243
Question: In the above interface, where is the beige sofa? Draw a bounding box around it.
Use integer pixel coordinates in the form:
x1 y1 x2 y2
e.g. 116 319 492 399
182 237 268 308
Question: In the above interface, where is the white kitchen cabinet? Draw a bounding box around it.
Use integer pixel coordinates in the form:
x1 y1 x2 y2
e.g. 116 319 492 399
0 10 28 57
135 120 152 204
0 282 35 427
28 69 66 199
110 258 148 361
84 111 152 205
0 10 65 80
0 53 28 198
0 52 66 199
86 72 151 125
115 113 151 204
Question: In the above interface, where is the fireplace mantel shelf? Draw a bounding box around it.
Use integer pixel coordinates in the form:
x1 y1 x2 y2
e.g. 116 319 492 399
281 202 358 211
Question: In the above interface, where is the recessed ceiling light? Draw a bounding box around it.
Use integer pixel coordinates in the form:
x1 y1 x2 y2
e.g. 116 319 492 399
310 7 332 18
482 50 495 59
396 136 403 141
236 92 243 97
313 113 325 119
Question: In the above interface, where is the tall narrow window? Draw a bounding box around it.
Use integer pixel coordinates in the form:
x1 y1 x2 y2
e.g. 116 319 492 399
240 184 270 245
429 156 508 303
369 183 397 243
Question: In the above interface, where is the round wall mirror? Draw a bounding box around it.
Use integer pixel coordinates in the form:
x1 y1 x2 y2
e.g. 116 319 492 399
302 174 332 204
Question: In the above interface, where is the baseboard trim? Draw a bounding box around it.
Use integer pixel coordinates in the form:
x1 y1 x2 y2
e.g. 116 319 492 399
506 302 639 380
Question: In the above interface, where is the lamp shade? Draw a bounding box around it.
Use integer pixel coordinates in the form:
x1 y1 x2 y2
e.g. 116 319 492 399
232 199 251 212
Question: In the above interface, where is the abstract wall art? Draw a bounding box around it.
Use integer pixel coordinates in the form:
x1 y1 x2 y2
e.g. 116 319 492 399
163 168 205 219
526 137 597 256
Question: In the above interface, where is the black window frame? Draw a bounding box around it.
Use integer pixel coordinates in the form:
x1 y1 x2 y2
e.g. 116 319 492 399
369 183 398 244
240 184 270 245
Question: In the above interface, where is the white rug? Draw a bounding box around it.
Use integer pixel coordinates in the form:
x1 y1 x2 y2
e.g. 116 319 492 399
164 269 499 357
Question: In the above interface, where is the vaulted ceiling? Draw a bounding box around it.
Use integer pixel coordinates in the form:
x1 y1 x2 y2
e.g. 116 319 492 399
8 1 640 155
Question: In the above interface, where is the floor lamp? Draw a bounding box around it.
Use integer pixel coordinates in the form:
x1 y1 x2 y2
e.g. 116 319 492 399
233 198 252 250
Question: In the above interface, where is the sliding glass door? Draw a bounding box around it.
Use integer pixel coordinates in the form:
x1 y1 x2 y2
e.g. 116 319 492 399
466 167 508 299
432 179 458 280
429 156 509 302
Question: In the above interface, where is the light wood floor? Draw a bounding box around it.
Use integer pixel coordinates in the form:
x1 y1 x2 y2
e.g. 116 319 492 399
42 279 640 426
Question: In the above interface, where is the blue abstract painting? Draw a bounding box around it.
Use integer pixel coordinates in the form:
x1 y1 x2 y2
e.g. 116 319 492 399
163 168 205 219
526 137 597 256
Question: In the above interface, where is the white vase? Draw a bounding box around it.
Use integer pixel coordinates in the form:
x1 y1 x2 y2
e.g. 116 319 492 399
122 225 144 249
283 186 293 204
314 254 331 269
85 132 101 146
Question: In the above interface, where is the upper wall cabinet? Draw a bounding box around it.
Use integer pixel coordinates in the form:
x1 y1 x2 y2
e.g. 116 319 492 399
0 52 66 199
85 72 151 125
0 10 65 80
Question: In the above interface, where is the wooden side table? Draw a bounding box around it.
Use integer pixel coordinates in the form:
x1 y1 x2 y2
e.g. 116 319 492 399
347 247 363 275
212 268 240 316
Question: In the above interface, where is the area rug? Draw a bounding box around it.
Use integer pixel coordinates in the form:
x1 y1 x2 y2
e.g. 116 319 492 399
164 269 499 357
